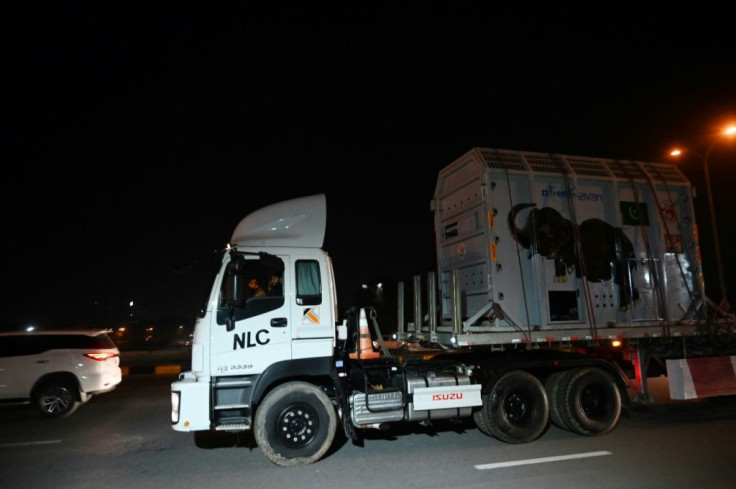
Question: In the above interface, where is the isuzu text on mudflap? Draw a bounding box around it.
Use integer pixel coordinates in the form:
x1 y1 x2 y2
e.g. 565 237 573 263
171 148 736 467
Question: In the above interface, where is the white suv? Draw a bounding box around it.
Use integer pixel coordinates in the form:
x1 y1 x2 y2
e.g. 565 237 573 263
0 330 123 417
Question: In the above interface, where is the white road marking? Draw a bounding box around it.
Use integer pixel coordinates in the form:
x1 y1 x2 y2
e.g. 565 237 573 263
0 440 62 448
475 450 612 470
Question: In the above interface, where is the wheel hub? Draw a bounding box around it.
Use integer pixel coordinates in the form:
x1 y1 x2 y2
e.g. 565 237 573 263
504 393 528 422
279 405 318 448
41 388 72 414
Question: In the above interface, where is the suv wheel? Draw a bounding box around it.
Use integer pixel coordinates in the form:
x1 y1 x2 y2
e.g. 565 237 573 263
34 382 80 418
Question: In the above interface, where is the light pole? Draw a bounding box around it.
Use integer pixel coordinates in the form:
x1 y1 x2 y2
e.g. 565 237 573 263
670 125 736 310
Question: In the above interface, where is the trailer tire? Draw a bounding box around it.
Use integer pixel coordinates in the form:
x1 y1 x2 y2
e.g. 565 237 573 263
483 370 549 444
544 371 567 429
557 367 622 436
254 381 337 467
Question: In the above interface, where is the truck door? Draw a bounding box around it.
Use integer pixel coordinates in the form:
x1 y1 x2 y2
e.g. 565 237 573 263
289 256 335 360
210 253 291 376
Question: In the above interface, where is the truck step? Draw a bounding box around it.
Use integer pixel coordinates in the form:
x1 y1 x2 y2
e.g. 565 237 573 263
215 423 250 431
214 403 250 410
214 379 253 388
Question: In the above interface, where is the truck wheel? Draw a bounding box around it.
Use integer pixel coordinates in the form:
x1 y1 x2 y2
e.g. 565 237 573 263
483 371 549 444
544 371 567 429
254 381 337 467
34 382 80 418
557 367 622 436
473 408 493 436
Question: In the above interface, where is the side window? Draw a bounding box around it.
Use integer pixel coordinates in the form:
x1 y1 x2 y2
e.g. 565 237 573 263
61 335 112 350
217 253 285 324
296 260 322 306
52 335 75 350
0 337 15 357
0 336 43 357
36 336 56 353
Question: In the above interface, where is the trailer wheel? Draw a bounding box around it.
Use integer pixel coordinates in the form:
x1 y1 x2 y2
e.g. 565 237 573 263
254 381 337 467
483 371 549 444
557 367 622 436
544 371 567 429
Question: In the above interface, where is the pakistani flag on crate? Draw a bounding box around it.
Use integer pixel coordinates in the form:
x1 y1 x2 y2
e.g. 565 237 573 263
620 201 649 226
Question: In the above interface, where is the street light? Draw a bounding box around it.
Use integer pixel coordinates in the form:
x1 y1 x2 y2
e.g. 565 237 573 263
670 125 736 311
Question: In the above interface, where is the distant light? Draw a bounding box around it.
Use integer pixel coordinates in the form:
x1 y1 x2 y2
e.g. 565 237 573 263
129 301 134 307
725 126 736 136
361 284 368 289
611 339 622 348
376 282 383 290
25 325 36 332
670 149 682 157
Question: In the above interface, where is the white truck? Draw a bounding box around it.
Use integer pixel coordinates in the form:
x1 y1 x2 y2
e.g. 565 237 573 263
171 147 736 467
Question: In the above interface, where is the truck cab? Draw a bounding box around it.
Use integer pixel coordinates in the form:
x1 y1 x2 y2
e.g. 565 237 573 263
171 194 338 432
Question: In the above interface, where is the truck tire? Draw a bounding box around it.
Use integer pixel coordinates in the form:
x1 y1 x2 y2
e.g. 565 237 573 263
544 371 567 429
254 381 337 467
473 408 493 436
557 367 622 436
34 381 80 418
482 370 549 444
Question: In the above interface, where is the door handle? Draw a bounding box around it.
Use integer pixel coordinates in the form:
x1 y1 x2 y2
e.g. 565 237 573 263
36 360 49 364
271 317 288 327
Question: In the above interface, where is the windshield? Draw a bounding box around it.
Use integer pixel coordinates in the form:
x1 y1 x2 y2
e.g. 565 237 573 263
196 249 226 318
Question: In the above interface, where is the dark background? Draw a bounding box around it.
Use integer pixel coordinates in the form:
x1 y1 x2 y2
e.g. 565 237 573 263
3 3 735 341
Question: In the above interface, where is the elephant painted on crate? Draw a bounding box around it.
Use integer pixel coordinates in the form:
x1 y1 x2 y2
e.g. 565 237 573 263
507 203 640 311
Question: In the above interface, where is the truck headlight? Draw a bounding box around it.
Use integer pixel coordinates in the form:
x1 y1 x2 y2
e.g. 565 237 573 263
171 391 180 424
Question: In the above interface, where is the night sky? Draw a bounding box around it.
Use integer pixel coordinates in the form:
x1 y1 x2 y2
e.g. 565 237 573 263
3 3 735 331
